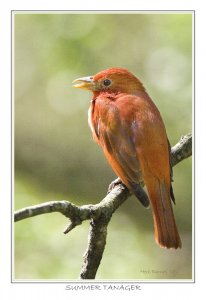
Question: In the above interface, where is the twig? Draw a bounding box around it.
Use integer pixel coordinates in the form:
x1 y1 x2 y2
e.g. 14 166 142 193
171 133 192 166
14 133 192 279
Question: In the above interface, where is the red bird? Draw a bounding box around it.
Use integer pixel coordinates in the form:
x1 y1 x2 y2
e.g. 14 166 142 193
73 67 181 249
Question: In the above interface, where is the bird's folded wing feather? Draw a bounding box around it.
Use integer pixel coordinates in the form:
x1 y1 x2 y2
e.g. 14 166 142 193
92 96 150 206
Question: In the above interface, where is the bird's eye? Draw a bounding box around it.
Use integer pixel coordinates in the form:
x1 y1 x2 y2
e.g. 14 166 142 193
103 79 111 87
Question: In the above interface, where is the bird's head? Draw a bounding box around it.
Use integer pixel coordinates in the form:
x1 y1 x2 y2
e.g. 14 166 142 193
73 67 145 95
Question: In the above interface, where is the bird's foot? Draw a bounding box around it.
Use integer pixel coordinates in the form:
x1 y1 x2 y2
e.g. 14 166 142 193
107 177 124 194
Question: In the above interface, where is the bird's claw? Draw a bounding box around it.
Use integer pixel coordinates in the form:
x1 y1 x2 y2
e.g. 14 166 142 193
107 177 123 193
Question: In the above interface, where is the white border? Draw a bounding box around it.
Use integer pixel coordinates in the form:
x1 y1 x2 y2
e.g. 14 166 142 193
11 9 194 284
1 1 204 299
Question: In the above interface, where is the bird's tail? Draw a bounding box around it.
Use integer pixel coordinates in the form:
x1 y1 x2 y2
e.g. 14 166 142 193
146 178 181 249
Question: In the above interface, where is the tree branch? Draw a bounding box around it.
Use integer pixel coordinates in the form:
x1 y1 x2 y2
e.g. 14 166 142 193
14 133 192 279
171 133 192 166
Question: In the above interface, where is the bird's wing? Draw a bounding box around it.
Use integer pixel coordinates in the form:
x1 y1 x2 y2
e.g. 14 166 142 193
118 94 180 248
93 96 149 207
128 96 172 186
167 139 176 204
101 121 150 207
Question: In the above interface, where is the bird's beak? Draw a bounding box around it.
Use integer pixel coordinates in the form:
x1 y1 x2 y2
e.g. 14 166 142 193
72 76 95 91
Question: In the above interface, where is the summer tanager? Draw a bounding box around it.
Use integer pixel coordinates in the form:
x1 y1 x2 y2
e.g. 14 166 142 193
73 67 181 249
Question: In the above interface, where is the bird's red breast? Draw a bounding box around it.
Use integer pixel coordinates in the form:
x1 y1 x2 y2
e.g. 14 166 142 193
73 67 181 249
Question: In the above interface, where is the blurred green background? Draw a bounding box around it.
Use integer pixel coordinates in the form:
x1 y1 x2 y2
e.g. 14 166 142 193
14 12 192 280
